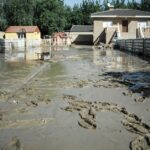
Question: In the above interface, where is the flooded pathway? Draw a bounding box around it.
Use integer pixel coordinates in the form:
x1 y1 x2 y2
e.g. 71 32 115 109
0 46 150 150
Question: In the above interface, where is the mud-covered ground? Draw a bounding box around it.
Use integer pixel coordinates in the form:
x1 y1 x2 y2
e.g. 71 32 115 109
0 46 150 150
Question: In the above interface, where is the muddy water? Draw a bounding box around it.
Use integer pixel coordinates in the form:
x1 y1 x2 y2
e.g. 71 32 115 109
0 47 150 150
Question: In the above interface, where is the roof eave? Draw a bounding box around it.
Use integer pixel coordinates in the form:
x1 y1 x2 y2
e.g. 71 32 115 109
91 15 150 18
135 16 150 18
91 15 117 18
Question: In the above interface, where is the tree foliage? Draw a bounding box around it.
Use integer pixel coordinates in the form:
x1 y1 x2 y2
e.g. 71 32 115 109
140 0 150 11
0 0 149 36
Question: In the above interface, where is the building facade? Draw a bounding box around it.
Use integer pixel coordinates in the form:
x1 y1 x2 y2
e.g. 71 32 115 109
5 26 41 40
91 9 150 45
52 32 71 46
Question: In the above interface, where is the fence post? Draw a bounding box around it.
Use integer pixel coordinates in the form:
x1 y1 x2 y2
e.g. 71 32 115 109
143 38 145 55
132 39 134 52
125 40 126 51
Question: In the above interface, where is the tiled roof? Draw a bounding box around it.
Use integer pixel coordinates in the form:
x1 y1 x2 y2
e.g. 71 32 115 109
91 9 150 18
53 32 67 38
70 25 93 32
5 26 40 33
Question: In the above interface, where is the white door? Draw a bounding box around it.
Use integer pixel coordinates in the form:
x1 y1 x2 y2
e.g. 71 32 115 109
103 21 113 28
137 22 147 28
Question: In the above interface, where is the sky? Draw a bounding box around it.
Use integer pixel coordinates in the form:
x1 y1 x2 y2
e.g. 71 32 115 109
64 0 141 7
64 0 82 7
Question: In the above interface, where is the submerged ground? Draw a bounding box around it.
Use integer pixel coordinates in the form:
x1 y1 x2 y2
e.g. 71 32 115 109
0 46 150 150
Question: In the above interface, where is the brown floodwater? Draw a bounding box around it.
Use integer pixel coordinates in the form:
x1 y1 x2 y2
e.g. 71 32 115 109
0 46 150 150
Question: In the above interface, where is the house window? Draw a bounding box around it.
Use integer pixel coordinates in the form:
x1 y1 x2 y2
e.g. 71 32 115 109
18 32 26 39
17 29 26 39
103 21 113 28
122 20 128 32
137 22 147 28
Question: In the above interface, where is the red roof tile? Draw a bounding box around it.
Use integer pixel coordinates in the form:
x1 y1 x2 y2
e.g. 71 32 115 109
5 26 40 33
53 32 67 38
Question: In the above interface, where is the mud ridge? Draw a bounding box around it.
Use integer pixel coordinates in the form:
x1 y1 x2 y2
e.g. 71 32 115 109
62 94 150 149
130 134 150 150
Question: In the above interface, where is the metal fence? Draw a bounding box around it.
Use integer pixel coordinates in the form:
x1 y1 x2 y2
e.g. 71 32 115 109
116 38 150 56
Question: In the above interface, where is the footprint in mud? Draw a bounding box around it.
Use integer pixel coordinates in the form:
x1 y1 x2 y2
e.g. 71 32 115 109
130 134 150 150
2 136 23 150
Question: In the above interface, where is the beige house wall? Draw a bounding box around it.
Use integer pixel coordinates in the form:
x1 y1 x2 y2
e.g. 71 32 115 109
93 17 150 42
5 33 18 39
93 20 103 42
5 32 41 40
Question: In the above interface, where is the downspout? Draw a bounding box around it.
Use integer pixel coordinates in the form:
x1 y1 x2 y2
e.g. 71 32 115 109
117 23 121 39
139 26 144 38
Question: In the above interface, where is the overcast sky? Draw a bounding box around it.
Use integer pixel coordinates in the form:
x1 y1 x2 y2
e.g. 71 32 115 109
64 0 141 7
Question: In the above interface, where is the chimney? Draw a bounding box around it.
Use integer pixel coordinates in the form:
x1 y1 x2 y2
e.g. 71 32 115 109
107 3 114 10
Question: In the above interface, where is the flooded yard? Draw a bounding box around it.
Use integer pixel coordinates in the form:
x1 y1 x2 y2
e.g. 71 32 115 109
0 46 150 150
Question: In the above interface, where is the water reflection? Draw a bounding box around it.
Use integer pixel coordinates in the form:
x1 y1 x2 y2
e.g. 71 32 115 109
93 48 149 71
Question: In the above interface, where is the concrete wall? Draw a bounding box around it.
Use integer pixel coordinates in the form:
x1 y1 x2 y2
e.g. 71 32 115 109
93 20 103 42
93 17 150 42
70 32 93 45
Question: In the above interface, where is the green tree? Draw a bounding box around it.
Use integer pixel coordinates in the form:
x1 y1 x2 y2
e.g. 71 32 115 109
112 0 126 9
102 0 109 10
140 0 150 11
127 0 139 9
64 5 73 30
71 4 83 25
0 0 8 30
34 0 67 35
81 0 101 25
4 0 35 25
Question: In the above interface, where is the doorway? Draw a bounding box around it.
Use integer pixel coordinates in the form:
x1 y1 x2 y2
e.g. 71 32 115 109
122 20 128 32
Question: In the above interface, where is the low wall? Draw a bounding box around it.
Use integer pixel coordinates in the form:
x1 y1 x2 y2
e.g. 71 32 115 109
0 39 5 53
3 39 42 61
116 38 150 56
